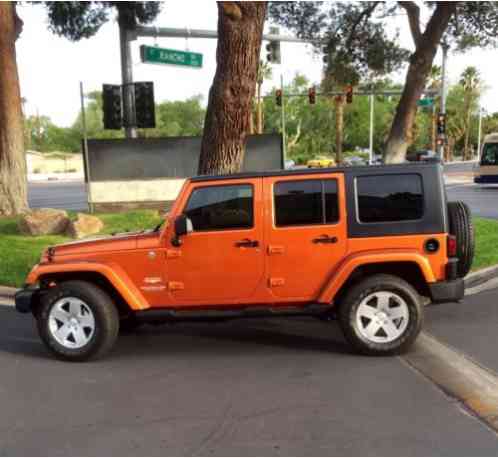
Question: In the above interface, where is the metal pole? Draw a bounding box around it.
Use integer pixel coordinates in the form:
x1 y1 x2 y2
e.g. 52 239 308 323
79 82 93 213
280 74 287 165
134 25 310 44
477 105 483 161
369 92 374 164
438 42 449 161
119 27 136 138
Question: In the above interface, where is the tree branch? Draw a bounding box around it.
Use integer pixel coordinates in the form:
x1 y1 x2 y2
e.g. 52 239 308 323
399 1 422 47
345 2 380 50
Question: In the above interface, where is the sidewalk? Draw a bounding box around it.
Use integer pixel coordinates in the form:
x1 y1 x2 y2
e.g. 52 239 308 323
444 171 474 185
0 286 16 306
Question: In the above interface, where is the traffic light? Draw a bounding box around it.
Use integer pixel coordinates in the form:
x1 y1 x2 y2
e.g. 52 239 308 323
276 89 282 107
322 45 330 64
345 85 353 104
266 40 281 64
102 84 123 130
437 113 446 135
134 81 155 129
308 86 316 105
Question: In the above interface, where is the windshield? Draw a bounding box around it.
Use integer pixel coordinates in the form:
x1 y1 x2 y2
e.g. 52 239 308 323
481 143 498 166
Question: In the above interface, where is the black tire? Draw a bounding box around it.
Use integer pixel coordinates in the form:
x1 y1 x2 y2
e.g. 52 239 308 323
447 201 475 278
338 274 424 356
37 280 119 362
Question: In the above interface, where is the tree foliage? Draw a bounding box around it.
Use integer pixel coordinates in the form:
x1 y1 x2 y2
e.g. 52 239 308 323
269 1 498 161
26 94 206 153
43 1 161 40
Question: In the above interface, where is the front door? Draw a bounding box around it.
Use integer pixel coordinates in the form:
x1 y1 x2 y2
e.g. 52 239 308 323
265 174 347 300
167 178 264 306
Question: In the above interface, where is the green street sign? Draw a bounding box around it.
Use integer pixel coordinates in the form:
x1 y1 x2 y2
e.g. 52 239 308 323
417 97 434 107
140 45 203 68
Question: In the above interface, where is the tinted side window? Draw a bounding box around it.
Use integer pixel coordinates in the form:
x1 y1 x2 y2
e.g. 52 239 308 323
274 179 339 227
481 143 498 165
356 174 424 223
184 184 253 231
324 180 339 223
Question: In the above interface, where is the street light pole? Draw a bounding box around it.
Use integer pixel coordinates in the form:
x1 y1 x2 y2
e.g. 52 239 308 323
280 74 287 164
477 105 483 161
369 92 374 164
79 82 93 213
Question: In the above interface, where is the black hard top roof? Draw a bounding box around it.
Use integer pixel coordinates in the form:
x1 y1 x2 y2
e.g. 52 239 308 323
190 161 441 183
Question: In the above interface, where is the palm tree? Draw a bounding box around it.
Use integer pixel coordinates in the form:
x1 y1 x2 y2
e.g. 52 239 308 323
426 66 441 153
459 66 481 160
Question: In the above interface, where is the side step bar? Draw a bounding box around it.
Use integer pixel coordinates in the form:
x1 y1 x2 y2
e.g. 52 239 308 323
134 303 333 324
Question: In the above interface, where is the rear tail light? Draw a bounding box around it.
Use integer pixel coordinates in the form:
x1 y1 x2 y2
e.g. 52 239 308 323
447 235 457 257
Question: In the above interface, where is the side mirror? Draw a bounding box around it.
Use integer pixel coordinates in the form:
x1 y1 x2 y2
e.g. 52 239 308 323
172 214 193 246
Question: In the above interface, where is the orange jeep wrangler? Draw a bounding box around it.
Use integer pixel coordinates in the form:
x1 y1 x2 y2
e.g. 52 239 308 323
15 163 473 361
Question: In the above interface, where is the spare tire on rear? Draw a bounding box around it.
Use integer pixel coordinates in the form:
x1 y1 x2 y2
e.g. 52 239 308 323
447 201 475 278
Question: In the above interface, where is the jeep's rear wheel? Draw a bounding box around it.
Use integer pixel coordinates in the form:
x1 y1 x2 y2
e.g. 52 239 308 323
37 281 119 362
447 201 474 278
338 274 423 356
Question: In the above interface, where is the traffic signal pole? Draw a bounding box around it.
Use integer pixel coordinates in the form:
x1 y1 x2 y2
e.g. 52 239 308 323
119 27 137 139
133 26 309 44
438 41 449 160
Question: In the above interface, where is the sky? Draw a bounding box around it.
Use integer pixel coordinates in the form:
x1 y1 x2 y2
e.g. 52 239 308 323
15 1 498 127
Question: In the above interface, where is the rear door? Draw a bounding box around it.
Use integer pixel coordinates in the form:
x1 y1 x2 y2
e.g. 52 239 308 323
264 173 347 300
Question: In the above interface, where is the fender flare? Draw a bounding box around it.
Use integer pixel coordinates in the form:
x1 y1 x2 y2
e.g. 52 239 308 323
318 250 436 304
27 261 150 311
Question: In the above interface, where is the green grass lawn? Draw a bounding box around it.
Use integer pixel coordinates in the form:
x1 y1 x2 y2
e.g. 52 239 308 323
472 218 498 271
0 210 161 288
0 212 497 288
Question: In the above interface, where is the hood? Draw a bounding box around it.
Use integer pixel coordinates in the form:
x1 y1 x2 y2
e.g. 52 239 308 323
46 230 158 258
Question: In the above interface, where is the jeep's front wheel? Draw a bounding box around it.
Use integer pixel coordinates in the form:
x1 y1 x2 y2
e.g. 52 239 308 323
37 281 119 362
338 274 423 356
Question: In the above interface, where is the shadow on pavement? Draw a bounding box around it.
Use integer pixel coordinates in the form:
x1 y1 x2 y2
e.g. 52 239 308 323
0 308 351 361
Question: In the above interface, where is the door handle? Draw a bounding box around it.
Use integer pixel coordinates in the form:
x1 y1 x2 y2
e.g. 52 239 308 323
312 235 338 244
235 238 259 248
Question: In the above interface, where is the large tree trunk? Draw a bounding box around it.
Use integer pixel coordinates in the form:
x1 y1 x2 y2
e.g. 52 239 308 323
334 95 344 164
198 2 266 175
0 2 27 216
384 3 456 163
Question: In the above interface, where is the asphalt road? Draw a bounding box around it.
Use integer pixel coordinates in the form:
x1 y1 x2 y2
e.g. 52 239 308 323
427 288 498 374
446 184 498 219
1 300 498 455
28 181 88 211
443 161 477 174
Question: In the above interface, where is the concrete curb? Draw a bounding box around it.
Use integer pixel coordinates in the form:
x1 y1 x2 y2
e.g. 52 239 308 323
465 265 498 290
402 332 498 434
0 286 18 300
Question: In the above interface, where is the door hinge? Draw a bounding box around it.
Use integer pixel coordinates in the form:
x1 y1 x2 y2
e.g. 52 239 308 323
269 277 285 287
166 249 182 259
168 281 185 291
268 245 285 255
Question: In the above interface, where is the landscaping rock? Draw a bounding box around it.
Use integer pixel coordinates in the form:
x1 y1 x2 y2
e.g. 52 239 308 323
66 213 104 239
18 208 69 236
